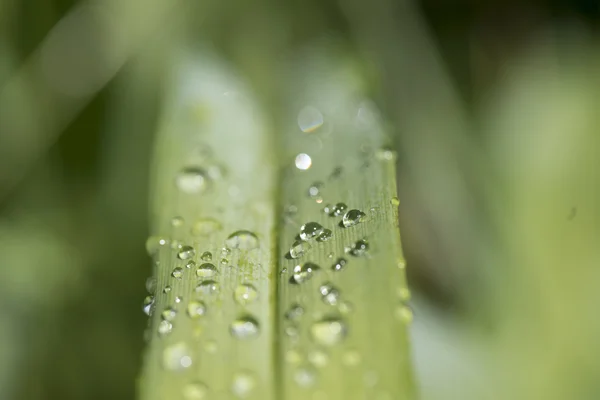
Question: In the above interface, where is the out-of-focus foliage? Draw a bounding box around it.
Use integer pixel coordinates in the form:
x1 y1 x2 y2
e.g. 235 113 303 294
0 0 599 399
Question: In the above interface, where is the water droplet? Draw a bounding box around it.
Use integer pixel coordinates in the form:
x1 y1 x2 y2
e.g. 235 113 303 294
310 316 347 346
234 284 259 305
177 245 196 260
285 349 303 365
192 218 222 236
299 222 324 241
298 105 324 133
308 350 329 368
231 371 256 398
290 262 320 284
395 304 414 324
195 280 220 296
161 306 177 321
327 252 334 259
171 240 183 250
391 196 400 206
295 153 312 170
158 320 173 337
146 236 168 256
145 276 157 293
221 247 232 256
307 182 323 198
315 229 332 242
319 282 341 305
185 260 196 269
376 148 396 161
285 303 305 320
225 230 260 250
187 300 207 319
200 251 212 261
285 325 299 338
196 263 218 278
329 202 348 217
343 349 362 367
142 295 154 316
397 287 411 301
338 300 354 315
331 257 347 272
163 341 193 371
294 366 317 388
176 167 210 194
284 205 298 216
342 209 366 227
172 267 184 279
289 240 311 259
163 285 172 294
322 204 333 214
175 296 183 304
230 315 260 340
346 239 369 257
171 216 184 227
182 382 208 399
220 258 229 265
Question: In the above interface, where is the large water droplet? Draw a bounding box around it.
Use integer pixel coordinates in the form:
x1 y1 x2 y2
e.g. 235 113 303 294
230 315 260 340
329 202 348 217
315 229 332 242
172 267 184 279
191 218 222 236
298 106 324 133
299 222 324 241
294 366 317 388
319 282 341 305
342 209 366 227
146 236 168 256
195 280 220 296
295 153 312 170
158 320 173 337
163 341 193 371
200 251 212 261
142 295 154 316
182 382 208 400
225 230 260 250
290 262 320 284
161 306 177 321
289 240 311 259
187 300 207 319
234 284 259 305
310 316 347 346
176 167 210 194
231 371 256 398
331 257 347 272
346 239 369 257
196 263 218 278
177 245 196 260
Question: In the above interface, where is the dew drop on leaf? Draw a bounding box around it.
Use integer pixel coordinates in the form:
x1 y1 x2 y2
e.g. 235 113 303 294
200 251 212 261
145 236 168 256
230 315 260 340
290 262 320 284
346 239 369 257
231 371 256 398
157 320 173 337
187 300 207 319
195 280 220 296
196 263 218 278
294 366 317 388
176 166 210 194
310 316 347 346
142 295 154 316
225 230 260 250
191 218 222 236
319 282 341 305
299 222 324 241
289 240 311 259
177 245 196 260
315 229 332 242
331 257 347 272
161 306 177 321
342 209 366 227
172 267 184 279
234 284 259 305
162 341 193 371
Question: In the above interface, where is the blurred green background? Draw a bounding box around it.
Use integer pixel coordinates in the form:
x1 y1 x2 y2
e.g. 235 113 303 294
1 0 599 399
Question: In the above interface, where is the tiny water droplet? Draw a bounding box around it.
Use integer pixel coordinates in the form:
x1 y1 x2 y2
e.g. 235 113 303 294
182 382 208 400
331 257 347 272
299 222 324 241
310 316 347 346
231 371 256 398
195 280 220 296
185 260 196 269
285 303 305 320
395 304 414 324
397 287 411 301
307 182 323 198
376 148 396 161
157 320 173 337
187 300 207 319
171 216 184 227
196 263 218 278
172 267 184 279
319 282 341 305
161 306 177 321
330 203 348 217
327 252 334 259
290 262 320 284
163 286 172 294
294 366 317 388
175 296 183 304
391 196 400 206
163 341 193 371
298 106 324 133
234 284 259 305
226 230 260 250
342 209 366 227
177 245 196 260
146 236 168 256
295 153 312 170
289 240 311 259
200 251 212 261
145 276 157 293
346 239 369 257
176 167 210 194
220 258 229 265
322 204 333 214
192 218 222 236
230 315 260 340
222 247 232 255
142 295 154 316
308 350 329 368
315 229 332 242
171 240 183 250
